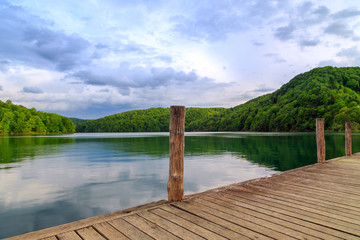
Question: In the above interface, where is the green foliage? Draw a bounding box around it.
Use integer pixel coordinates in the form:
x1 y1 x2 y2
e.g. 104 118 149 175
73 66 360 133
76 107 224 132
194 66 360 132
0 101 75 135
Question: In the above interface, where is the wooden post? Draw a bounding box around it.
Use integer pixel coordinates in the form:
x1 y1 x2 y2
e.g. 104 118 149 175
345 122 352 156
167 106 185 202
316 118 325 163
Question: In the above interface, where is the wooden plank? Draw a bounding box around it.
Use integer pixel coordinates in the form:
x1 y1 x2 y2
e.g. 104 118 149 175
93 222 129 239
216 193 357 239
263 180 360 205
41 236 58 240
5 200 167 240
193 197 320 240
243 181 360 218
77 227 106 240
222 191 359 239
176 201 296 239
198 195 341 240
137 210 204 240
123 213 181 240
231 184 360 226
172 202 273 240
57 231 82 240
246 179 360 207
226 188 360 235
150 208 228 240
270 173 360 197
248 181 360 210
109 217 153 240
299 168 360 181
159 205 250 240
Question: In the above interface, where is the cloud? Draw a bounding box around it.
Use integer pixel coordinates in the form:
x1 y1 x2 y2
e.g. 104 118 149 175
318 46 360 67
0 60 10 72
337 46 360 58
68 64 216 95
23 29 91 71
324 22 355 38
253 85 275 93
297 3 330 24
0 85 3 91
155 55 173 63
22 86 44 94
332 9 360 19
0 1 93 72
252 41 263 46
299 39 320 47
264 53 286 63
171 0 289 42
274 24 295 41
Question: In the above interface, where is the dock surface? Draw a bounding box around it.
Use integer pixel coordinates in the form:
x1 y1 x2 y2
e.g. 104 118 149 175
7 154 360 240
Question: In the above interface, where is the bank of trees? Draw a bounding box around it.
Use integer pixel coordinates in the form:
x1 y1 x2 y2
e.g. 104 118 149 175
0 100 75 135
76 107 223 132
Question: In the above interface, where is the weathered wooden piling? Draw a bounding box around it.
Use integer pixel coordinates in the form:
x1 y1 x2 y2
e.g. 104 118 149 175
316 118 325 163
345 122 352 156
167 106 185 202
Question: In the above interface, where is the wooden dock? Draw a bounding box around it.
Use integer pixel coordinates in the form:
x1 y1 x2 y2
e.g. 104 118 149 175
7 153 360 240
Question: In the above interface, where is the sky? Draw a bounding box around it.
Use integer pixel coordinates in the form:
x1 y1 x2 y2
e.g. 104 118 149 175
0 0 359 119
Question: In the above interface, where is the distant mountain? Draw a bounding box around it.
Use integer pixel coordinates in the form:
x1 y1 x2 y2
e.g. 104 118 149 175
74 66 360 132
0 100 75 135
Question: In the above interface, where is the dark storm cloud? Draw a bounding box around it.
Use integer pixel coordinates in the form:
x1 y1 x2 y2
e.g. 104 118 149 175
22 86 44 94
0 1 92 71
324 22 355 38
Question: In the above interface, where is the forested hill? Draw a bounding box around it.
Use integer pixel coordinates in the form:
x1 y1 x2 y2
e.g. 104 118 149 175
76 107 223 132
0 100 75 135
75 66 360 132
192 66 360 131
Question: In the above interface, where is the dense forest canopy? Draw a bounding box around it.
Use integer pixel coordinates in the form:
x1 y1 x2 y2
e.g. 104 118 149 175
75 67 360 132
191 66 360 131
0 100 75 135
76 107 223 132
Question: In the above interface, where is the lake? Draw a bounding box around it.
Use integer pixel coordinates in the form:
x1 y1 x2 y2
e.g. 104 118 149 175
0 132 358 238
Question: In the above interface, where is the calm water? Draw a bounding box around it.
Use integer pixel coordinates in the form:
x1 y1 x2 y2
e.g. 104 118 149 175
0 132 359 238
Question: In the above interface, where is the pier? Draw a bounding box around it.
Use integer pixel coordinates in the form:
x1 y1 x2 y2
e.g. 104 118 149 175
6 110 360 239
6 154 360 239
